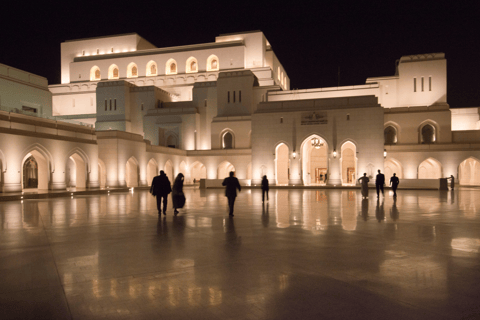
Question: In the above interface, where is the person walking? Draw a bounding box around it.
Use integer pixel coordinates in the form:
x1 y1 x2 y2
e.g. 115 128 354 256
150 170 171 215
448 175 455 190
390 173 400 197
358 173 370 199
376 169 385 197
261 175 269 202
222 171 241 217
172 173 186 216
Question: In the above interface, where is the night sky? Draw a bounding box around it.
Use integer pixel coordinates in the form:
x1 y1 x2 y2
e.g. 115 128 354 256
1 1 479 108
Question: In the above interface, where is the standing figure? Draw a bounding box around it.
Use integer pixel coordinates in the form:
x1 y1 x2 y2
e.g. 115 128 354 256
172 173 185 215
261 175 269 202
324 173 328 184
448 175 455 190
358 173 370 199
222 171 241 217
376 170 385 197
390 173 400 197
150 170 172 215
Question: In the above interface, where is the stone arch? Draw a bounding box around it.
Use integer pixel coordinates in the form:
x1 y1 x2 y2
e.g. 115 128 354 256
384 158 403 180
217 161 235 179
384 122 399 145
179 161 187 176
98 158 106 188
166 133 178 148
146 60 157 76
459 157 480 186
220 129 235 149
419 120 439 144
207 55 219 71
190 161 206 183
418 158 442 179
108 64 119 79
65 149 89 189
164 160 174 183
300 133 329 186
341 141 357 185
166 59 177 75
186 57 198 73
125 156 139 187
21 144 54 190
90 66 101 81
146 158 158 186
127 62 138 78
275 143 290 185
21 150 50 190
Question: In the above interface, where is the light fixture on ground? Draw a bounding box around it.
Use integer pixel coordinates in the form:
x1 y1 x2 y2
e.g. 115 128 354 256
311 138 323 149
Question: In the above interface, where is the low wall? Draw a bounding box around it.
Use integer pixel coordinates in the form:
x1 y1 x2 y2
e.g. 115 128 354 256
202 179 251 188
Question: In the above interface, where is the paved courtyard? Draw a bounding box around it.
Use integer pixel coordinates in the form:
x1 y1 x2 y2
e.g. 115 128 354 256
1 188 480 319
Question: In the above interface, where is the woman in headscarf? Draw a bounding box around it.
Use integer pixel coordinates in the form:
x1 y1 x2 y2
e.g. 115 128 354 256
172 173 185 215
358 173 370 199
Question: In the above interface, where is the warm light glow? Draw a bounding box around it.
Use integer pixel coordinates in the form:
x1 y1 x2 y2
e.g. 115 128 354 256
384 149 387 158
333 150 337 158
293 151 296 159
311 138 323 149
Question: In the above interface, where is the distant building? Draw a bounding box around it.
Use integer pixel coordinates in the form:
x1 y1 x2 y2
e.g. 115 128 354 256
1 31 479 192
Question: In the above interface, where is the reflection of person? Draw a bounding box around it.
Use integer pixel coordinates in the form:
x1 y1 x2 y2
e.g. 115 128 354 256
222 171 241 217
172 173 185 215
261 175 269 202
390 173 400 197
361 198 369 221
448 175 455 190
376 170 385 197
358 173 370 199
262 203 269 227
375 198 385 222
150 170 171 215
390 197 399 221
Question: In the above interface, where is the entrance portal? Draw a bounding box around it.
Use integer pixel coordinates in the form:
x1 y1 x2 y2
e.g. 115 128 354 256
275 143 289 185
341 142 356 186
22 151 49 190
23 156 38 188
301 135 328 186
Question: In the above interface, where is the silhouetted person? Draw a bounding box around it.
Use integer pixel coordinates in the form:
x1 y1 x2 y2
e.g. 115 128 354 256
358 173 369 199
222 171 241 217
261 175 269 202
361 198 369 221
448 175 455 190
324 173 328 184
376 198 385 222
390 197 399 221
150 170 171 215
172 173 185 216
376 169 385 197
320 174 323 183
390 173 399 197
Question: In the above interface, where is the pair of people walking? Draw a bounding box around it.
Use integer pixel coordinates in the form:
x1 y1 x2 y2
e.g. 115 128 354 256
150 171 185 215
221 173 269 217
358 170 400 198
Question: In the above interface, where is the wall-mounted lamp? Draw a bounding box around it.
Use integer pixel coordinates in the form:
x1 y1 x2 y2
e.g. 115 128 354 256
293 151 296 159
384 149 387 159
333 149 337 158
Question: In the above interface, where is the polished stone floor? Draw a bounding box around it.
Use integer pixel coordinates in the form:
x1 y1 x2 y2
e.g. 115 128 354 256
1 188 480 319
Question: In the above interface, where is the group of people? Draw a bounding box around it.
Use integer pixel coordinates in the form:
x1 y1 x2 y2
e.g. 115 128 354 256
150 171 185 216
358 170 400 199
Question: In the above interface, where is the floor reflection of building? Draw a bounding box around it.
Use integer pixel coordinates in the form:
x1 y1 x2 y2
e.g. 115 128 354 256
341 190 357 230
275 190 290 228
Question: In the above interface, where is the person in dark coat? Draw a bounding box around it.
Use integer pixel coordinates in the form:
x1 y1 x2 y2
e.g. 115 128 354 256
376 169 385 197
261 175 269 202
390 173 400 197
222 171 241 217
448 175 455 190
150 170 171 215
172 173 185 215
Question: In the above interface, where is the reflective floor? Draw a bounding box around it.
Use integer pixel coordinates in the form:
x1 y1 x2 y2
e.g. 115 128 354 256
1 188 480 319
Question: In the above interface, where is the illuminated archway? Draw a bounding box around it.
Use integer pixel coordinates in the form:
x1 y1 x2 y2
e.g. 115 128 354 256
164 160 174 183
127 63 138 78
186 57 198 73
275 143 289 185
22 150 48 190
217 161 235 179
146 61 157 76
166 59 177 75
418 158 442 179
459 158 480 186
125 157 139 187
341 141 357 185
90 66 101 81
66 153 86 188
108 64 119 79
384 158 403 179
146 158 158 186
207 55 219 71
301 134 328 186
190 161 206 183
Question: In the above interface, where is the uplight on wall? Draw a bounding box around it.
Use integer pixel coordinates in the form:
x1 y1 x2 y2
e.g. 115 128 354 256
333 150 337 158
293 151 296 159
384 149 387 158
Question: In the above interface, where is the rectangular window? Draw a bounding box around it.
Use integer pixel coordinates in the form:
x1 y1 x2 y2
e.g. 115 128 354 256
105 100 107 111
22 106 37 113
429 77 432 91
233 91 236 103
280 117 283 123
228 91 230 103
114 99 117 111
421 77 424 92
109 99 112 111
347 114 350 121
414 78 417 92
239 91 242 102
141 103 144 111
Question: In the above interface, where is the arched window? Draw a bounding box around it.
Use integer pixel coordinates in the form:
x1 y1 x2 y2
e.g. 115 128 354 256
108 64 119 79
421 124 435 144
166 134 177 148
186 57 198 73
166 59 177 75
146 61 157 76
384 126 397 145
90 66 101 81
127 63 138 78
222 132 233 149
207 55 219 71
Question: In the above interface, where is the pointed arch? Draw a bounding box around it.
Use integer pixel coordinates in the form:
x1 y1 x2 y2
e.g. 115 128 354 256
164 160 174 183
127 62 138 78
459 157 480 186
65 148 90 189
419 120 439 144
207 55 219 71
146 60 157 76
146 158 158 186
384 158 403 180
186 57 198 73
275 143 290 185
108 64 119 79
418 157 442 179
300 133 329 186
190 161 206 183
220 128 235 149
90 66 101 81
125 156 139 187
21 143 54 190
166 59 177 75
341 141 357 185
217 161 235 179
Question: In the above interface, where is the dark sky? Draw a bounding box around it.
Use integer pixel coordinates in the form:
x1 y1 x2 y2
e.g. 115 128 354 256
1 1 479 108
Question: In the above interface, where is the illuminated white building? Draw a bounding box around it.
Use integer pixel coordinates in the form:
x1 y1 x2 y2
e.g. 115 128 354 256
1 31 480 192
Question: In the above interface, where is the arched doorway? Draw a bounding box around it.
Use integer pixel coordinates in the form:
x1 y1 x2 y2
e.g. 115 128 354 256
217 161 235 179
125 157 139 187
146 159 157 186
384 158 403 179
22 151 48 190
190 161 206 183
341 142 356 185
98 158 106 188
275 143 289 185
164 160 174 183
301 135 328 186
179 161 187 178
418 158 442 179
66 153 86 189
459 158 480 186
